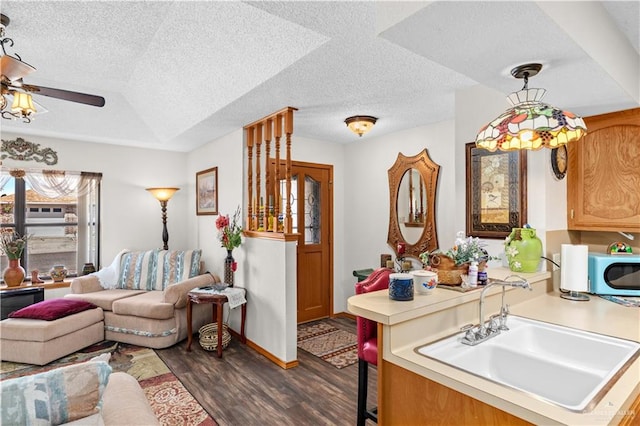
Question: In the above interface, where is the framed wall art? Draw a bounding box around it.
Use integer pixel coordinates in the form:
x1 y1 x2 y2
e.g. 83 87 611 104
465 142 527 238
196 167 218 216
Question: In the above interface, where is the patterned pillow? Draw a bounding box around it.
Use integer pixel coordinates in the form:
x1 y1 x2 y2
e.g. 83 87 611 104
0 361 112 425
117 249 202 291
117 250 162 290
160 249 202 288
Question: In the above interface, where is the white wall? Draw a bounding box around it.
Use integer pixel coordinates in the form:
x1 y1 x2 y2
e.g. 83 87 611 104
186 129 245 281
343 120 457 299
0 132 190 266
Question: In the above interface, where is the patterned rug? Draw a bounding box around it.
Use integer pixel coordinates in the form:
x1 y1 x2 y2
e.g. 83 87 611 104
297 320 358 369
1 341 216 426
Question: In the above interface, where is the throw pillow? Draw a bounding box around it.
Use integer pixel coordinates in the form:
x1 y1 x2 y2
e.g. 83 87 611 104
117 249 161 290
161 249 202 289
0 361 112 425
8 298 97 321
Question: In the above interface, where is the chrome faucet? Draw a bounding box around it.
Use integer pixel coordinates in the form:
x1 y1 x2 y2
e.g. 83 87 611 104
461 276 532 346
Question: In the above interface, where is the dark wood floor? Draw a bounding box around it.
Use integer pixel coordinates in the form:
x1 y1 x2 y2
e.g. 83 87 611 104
156 316 377 426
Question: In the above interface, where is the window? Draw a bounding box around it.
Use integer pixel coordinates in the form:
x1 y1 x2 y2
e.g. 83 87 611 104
0 170 101 281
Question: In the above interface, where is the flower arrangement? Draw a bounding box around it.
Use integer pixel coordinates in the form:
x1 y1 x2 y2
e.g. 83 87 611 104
216 206 243 251
0 231 29 260
420 231 494 266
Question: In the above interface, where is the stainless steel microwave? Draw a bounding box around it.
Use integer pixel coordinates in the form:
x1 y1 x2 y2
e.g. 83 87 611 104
588 253 640 296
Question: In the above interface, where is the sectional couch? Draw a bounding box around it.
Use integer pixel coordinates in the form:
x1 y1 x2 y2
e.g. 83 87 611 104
65 249 220 349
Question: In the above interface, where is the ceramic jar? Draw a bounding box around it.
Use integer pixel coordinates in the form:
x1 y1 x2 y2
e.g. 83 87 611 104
388 273 414 301
82 263 96 275
3 259 25 287
50 265 68 282
505 228 542 273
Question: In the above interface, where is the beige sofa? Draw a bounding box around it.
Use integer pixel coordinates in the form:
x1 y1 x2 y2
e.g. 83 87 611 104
65 249 220 349
1 360 159 426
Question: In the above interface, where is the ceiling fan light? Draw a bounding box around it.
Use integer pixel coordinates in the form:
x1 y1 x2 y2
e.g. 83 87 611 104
11 92 36 117
345 115 377 137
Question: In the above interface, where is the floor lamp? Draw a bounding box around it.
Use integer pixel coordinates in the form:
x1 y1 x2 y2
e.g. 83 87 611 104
146 187 179 250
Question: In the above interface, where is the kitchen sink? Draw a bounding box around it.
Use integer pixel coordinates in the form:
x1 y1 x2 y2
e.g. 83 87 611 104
415 316 640 412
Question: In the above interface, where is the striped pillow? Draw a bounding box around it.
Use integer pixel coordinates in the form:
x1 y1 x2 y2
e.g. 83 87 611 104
160 249 202 289
117 250 162 291
117 249 202 291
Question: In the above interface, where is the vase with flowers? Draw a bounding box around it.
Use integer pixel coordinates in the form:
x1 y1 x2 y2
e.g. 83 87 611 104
216 206 243 287
419 231 495 285
1 231 29 287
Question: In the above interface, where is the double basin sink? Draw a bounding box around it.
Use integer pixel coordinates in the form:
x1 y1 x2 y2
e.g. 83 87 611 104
416 315 640 412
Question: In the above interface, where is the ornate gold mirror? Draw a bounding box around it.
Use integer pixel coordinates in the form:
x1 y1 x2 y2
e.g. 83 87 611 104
387 149 440 259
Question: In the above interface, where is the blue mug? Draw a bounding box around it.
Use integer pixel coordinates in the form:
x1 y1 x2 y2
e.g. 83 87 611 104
389 273 414 301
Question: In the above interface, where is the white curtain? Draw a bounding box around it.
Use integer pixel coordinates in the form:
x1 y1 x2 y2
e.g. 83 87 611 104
0 170 11 192
24 170 96 198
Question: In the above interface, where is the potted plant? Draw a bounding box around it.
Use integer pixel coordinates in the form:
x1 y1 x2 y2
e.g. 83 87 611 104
419 232 494 285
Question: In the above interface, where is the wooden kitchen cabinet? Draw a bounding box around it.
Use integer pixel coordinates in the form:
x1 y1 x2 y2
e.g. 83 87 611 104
567 108 640 232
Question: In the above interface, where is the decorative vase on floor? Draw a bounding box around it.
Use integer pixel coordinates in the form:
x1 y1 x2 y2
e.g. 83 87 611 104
50 265 68 283
505 228 543 273
224 250 235 287
3 259 25 287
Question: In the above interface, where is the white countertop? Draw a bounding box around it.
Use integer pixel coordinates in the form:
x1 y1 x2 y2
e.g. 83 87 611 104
347 268 640 425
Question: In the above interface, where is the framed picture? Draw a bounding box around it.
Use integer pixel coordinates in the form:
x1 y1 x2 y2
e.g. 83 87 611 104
465 142 527 238
196 167 218 216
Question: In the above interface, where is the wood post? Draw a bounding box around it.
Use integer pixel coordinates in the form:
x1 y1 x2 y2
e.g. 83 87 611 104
243 107 297 234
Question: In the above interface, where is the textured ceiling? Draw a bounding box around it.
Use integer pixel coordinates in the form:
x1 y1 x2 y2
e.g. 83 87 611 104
1 1 638 152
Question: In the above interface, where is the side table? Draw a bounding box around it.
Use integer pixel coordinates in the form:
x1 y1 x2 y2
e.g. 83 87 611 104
186 289 247 358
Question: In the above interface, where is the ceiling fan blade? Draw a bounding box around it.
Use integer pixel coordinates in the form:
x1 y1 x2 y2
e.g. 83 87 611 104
0 55 36 81
23 84 105 107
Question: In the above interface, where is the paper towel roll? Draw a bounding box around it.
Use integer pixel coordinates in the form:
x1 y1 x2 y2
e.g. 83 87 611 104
560 244 589 292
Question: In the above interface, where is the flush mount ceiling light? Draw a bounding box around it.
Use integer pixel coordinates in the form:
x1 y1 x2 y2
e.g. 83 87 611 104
475 63 587 151
345 115 377 137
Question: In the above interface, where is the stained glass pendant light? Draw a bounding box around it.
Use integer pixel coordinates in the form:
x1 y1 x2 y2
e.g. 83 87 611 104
475 63 587 151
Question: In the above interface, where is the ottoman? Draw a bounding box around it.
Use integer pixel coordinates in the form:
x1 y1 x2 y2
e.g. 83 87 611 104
0 306 104 365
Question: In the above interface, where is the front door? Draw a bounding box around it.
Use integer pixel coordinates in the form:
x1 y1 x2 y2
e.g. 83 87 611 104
289 161 333 323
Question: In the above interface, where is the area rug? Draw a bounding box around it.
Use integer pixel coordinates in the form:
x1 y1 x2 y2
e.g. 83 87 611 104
297 320 358 369
1 341 216 426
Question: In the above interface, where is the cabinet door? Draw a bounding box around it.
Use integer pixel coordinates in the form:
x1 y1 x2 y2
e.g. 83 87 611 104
567 108 640 231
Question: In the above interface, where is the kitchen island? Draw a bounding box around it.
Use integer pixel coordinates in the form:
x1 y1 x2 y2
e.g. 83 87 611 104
347 267 639 425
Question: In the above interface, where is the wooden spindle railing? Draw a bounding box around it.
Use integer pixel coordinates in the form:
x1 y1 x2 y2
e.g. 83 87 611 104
244 106 297 235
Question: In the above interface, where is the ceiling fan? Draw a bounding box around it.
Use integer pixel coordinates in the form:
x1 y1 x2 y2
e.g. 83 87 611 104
1 13 105 123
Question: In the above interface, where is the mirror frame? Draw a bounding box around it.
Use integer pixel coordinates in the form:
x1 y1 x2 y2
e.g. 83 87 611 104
387 149 440 259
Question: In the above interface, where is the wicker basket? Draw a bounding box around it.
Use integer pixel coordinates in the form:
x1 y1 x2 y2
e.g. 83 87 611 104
429 254 469 285
198 323 231 351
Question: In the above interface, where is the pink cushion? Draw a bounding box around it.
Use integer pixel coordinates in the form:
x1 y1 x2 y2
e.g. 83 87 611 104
9 298 97 321
361 337 378 365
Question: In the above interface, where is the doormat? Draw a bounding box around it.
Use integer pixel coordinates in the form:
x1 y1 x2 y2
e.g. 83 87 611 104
1 341 217 426
297 320 358 369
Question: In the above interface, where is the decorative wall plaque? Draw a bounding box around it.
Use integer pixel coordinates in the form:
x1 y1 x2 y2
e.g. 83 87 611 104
1 137 58 165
